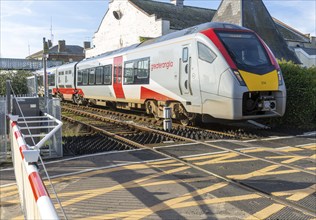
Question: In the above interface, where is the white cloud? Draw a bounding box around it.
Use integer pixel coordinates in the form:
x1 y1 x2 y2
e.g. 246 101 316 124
0 0 34 19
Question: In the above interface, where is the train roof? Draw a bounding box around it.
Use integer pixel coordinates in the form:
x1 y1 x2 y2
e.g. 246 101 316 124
85 22 247 61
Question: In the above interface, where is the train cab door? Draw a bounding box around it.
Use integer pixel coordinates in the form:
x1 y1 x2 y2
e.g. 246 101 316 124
113 56 125 99
179 45 192 96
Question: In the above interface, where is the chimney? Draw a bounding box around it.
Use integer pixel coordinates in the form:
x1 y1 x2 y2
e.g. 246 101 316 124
83 41 91 49
58 40 66 53
47 40 52 48
171 0 183 6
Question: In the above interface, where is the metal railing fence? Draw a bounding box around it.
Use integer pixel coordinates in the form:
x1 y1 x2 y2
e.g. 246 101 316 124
0 97 7 163
10 119 59 219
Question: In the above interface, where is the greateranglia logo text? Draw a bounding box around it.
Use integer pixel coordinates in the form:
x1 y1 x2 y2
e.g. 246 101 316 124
151 61 174 71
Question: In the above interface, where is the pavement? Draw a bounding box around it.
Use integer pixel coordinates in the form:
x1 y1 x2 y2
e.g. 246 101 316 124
1 132 315 219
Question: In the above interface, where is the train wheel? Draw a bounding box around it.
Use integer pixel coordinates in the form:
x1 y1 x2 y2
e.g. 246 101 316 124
57 93 64 102
180 113 196 126
72 95 80 105
180 117 190 126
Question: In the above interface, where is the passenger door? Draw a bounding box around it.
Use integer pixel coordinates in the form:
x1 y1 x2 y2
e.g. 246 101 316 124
113 56 125 99
179 45 192 96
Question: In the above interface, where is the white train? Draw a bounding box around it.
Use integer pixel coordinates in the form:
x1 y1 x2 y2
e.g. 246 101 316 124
35 22 286 125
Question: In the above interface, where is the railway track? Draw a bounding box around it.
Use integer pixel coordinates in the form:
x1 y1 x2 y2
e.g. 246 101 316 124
62 103 252 140
61 105 316 218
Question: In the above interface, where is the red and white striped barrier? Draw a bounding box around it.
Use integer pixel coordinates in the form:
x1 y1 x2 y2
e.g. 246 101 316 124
11 120 59 219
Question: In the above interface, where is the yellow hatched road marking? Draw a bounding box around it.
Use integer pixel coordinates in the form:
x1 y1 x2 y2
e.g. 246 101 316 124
265 155 312 164
281 156 306 164
279 147 303 152
60 166 190 206
165 194 261 210
0 190 19 199
301 144 316 150
11 216 24 220
185 152 236 161
195 158 257 166
51 176 214 198
244 203 285 220
0 185 18 192
272 184 316 202
48 161 182 184
310 154 316 160
227 165 300 180
242 148 267 153
0 199 20 206
187 152 258 166
147 159 175 165
82 182 229 220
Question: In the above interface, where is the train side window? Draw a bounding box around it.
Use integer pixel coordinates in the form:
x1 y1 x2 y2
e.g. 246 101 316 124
82 69 89 85
58 71 63 84
103 65 112 85
124 57 150 85
182 47 188 62
77 70 83 85
89 68 95 85
137 59 149 79
198 42 217 64
48 74 55 86
95 67 103 85
124 61 134 84
114 65 122 83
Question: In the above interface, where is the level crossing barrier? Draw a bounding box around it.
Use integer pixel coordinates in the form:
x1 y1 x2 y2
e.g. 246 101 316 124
9 114 60 219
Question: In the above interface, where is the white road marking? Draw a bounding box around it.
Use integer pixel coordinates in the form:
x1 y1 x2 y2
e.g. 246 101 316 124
179 151 228 159
154 142 198 149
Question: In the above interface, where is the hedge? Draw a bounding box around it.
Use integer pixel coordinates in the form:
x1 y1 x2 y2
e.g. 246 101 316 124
272 61 316 129
0 70 32 96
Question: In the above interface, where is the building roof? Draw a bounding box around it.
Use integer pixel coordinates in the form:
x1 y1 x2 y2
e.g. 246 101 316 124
273 18 310 43
129 0 216 30
129 0 309 44
300 47 316 56
27 45 84 59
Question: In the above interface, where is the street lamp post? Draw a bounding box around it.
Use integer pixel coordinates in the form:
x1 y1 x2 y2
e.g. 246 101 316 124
43 37 49 111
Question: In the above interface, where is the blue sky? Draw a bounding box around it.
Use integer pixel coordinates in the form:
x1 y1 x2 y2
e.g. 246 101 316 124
1 0 315 58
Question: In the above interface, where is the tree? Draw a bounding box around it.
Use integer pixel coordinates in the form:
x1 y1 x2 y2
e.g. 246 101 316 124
0 70 32 96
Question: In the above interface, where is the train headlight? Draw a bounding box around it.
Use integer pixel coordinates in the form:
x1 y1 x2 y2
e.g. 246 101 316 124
233 70 246 86
277 70 283 86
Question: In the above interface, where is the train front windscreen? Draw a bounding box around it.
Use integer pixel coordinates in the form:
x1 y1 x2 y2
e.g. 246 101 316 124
216 31 274 74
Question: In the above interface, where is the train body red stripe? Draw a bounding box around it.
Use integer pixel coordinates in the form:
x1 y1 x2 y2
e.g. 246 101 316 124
140 87 173 101
201 29 237 69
